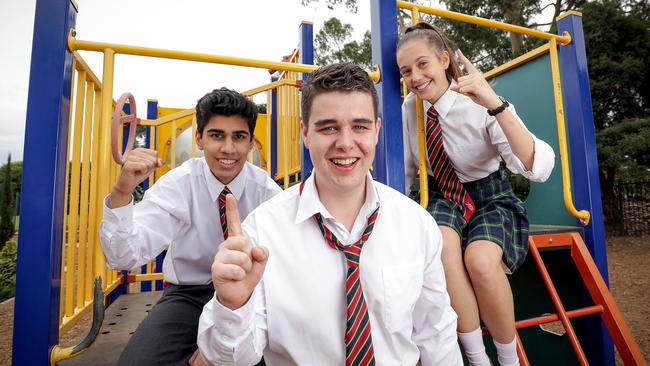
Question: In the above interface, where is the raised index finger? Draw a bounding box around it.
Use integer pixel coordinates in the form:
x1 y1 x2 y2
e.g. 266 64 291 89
225 193 243 237
456 49 479 75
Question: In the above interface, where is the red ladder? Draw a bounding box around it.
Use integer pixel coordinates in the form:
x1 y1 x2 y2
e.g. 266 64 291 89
504 232 646 365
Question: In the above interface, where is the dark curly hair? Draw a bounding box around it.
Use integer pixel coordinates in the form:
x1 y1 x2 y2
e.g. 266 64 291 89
300 63 378 126
195 87 257 139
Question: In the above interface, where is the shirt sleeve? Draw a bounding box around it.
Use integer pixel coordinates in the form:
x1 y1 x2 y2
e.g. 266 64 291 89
487 104 556 183
99 175 189 270
402 94 418 192
413 217 464 365
197 214 269 365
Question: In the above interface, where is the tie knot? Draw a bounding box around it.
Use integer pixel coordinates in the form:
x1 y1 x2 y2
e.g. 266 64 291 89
426 106 439 119
221 186 231 196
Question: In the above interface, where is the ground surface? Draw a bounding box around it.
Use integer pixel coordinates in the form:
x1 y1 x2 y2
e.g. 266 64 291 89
0 235 648 365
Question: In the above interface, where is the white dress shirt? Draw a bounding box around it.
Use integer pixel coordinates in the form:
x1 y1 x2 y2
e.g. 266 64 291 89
100 158 282 285
402 87 555 190
197 171 462 366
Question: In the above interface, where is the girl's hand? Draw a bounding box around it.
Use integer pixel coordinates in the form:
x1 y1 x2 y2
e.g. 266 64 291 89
449 49 503 110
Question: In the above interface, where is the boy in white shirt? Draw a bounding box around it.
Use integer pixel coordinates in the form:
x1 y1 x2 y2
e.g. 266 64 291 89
196 63 462 365
100 88 281 365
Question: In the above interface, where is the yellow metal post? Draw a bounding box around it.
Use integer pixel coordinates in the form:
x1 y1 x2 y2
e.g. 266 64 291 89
64 69 86 318
86 88 101 302
95 48 116 288
75 78 94 309
548 39 590 225
191 115 197 158
415 97 429 208
60 62 76 323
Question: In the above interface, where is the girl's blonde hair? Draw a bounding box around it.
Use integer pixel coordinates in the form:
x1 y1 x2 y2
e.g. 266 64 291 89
397 22 462 83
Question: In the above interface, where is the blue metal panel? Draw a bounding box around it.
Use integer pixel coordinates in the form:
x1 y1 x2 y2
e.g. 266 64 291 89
370 0 405 192
299 22 314 179
12 0 76 364
271 77 278 180
146 99 165 291
557 14 614 366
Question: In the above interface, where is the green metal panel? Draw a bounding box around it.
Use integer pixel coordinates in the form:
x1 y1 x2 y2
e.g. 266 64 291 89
491 55 575 226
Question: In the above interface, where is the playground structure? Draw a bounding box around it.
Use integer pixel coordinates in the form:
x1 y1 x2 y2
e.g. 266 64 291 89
13 0 647 365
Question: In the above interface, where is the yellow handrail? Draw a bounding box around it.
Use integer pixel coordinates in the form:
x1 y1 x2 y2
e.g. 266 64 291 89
396 1 572 45
548 38 590 225
68 30 319 74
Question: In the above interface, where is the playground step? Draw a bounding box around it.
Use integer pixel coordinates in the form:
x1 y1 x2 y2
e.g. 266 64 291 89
59 291 162 366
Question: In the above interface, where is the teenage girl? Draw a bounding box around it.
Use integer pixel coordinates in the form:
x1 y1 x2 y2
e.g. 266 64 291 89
397 22 555 366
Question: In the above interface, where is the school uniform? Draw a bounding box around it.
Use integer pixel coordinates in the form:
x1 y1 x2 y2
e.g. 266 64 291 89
100 158 281 366
402 86 555 271
197 171 463 366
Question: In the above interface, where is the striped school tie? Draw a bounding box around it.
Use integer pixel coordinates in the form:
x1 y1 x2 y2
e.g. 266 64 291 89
218 186 232 239
425 106 476 222
313 208 379 366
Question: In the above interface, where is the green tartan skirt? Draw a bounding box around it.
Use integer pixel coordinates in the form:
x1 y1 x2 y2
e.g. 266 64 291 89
411 169 529 272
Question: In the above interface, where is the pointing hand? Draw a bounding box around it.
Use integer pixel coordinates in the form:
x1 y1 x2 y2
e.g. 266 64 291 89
211 194 269 310
449 49 502 110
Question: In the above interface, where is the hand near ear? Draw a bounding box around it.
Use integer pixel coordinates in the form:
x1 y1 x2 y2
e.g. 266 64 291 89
449 49 502 111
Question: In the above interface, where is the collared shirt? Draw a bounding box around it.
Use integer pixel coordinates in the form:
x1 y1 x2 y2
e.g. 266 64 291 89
99 158 282 285
197 171 463 366
402 87 555 189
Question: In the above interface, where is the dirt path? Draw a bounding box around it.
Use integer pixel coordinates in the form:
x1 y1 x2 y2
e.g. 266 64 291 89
0 236 648 365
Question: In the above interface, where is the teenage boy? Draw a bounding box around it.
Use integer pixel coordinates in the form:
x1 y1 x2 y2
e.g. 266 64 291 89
99 88 282 365
196 64 462 365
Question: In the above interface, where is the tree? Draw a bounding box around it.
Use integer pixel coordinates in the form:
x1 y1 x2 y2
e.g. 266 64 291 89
301 0 358 12
582 0 650 129
596 117 650 221
0 155 15 249
315 17 372 69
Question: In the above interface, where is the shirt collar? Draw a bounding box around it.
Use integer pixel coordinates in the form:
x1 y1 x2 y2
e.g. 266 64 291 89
295 170 380 225
202 159 247 202
424 80 457 120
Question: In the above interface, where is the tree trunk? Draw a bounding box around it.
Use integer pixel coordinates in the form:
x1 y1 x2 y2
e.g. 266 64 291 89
503 0 525 56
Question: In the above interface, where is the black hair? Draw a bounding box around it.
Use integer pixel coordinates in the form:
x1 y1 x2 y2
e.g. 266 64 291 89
300 63 378 125
397 22 462 83
195 87 258 139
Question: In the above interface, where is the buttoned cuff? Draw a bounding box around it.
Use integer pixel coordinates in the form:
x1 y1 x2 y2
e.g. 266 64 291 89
210 292 256 345
102 194 134 234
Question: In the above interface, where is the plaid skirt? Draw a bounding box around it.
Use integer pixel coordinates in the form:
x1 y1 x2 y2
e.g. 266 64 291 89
411 169 529 272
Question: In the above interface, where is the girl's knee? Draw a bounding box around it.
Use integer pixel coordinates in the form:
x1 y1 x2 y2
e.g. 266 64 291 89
464 245 502 284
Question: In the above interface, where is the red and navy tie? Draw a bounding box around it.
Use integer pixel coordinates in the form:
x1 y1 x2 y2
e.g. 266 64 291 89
313 208 378 366
218 186 232 239
425 106 476 222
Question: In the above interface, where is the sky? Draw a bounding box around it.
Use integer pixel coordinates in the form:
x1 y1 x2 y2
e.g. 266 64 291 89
0 0 373 164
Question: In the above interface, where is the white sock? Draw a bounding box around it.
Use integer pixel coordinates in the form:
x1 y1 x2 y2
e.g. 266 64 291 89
493 338 519 366
458 328 491 366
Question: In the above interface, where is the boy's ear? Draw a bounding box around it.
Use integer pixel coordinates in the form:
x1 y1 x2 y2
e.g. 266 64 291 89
374 118 382 142
300 120 309 149
195 130 203 150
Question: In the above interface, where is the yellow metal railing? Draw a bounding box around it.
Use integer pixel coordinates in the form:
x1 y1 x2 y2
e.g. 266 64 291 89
548 38 590 225
401 3 590 225
59 52 123 336
397 1 571 45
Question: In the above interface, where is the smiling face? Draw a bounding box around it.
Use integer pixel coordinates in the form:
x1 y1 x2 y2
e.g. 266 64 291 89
196 115 253 184
396 38 451 103
302 91 380 197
